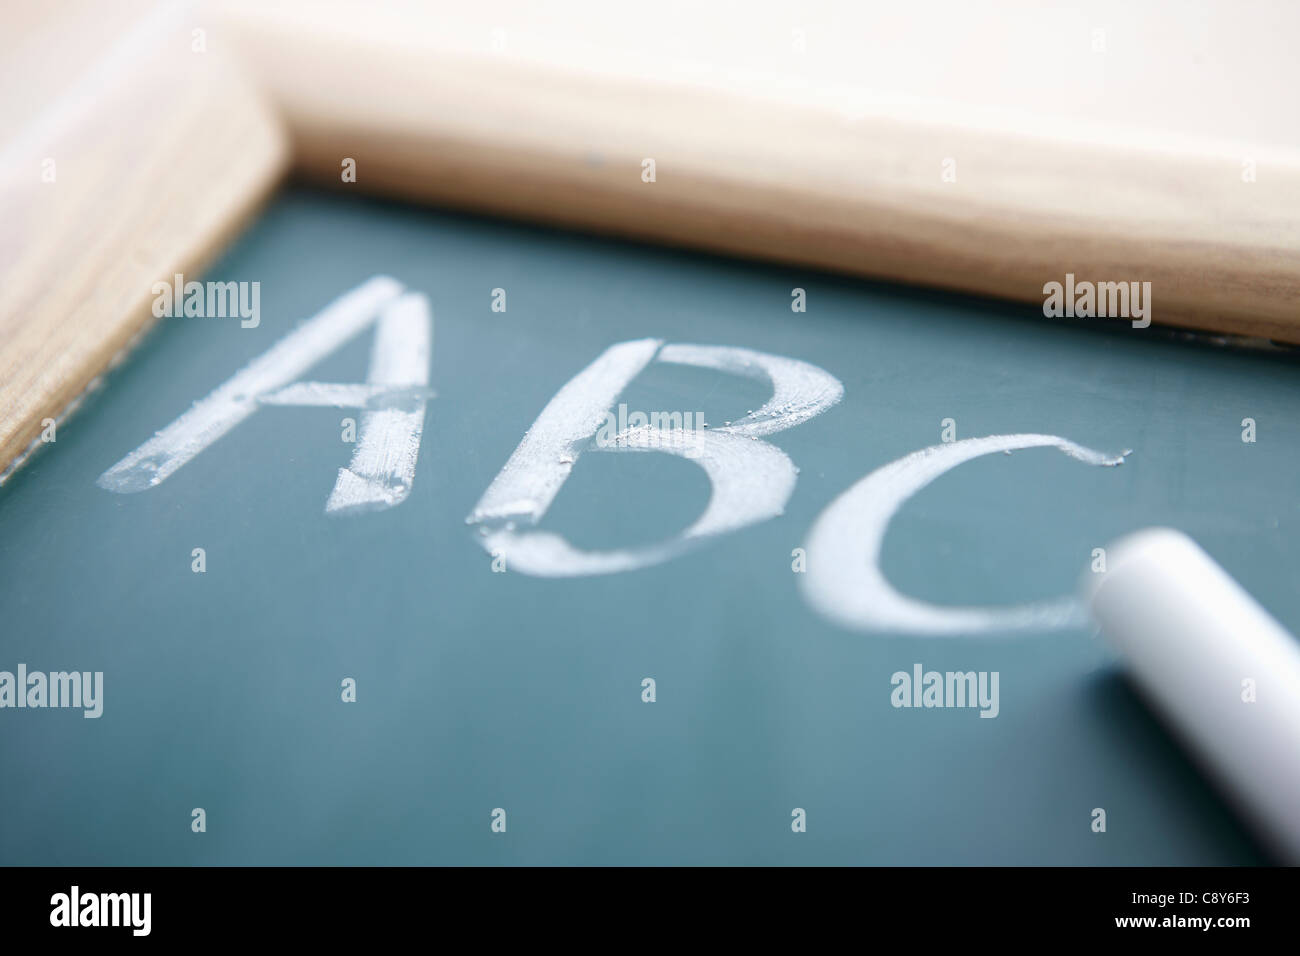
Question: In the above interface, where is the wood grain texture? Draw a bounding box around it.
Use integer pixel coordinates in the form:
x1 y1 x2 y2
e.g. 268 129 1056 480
0 3 287 479
4 0 1299 483
217 2 1300 342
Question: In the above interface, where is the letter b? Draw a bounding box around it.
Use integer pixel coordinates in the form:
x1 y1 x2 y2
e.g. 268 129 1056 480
466 340 842 576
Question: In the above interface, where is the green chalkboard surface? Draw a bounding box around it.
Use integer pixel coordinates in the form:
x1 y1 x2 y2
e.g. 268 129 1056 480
3 187 1298 864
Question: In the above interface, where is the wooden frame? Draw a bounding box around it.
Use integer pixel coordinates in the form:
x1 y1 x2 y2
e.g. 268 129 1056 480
2 1 1298 479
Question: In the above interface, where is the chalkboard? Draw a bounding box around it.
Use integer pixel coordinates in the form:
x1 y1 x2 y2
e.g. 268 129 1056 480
3 187 1297 864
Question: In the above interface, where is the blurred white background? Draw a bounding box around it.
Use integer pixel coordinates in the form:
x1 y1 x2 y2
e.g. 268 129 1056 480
5 1 1299 150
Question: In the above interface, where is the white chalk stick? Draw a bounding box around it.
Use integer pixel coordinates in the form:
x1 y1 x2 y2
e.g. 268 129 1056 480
1086 527 1300 863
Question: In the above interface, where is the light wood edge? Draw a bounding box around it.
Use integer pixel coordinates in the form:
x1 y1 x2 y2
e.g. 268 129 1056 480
5 6 1299 482
219 12 1300 343
0 11 288 481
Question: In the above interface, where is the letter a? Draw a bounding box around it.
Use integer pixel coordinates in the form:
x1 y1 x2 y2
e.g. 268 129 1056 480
97 277 433 515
